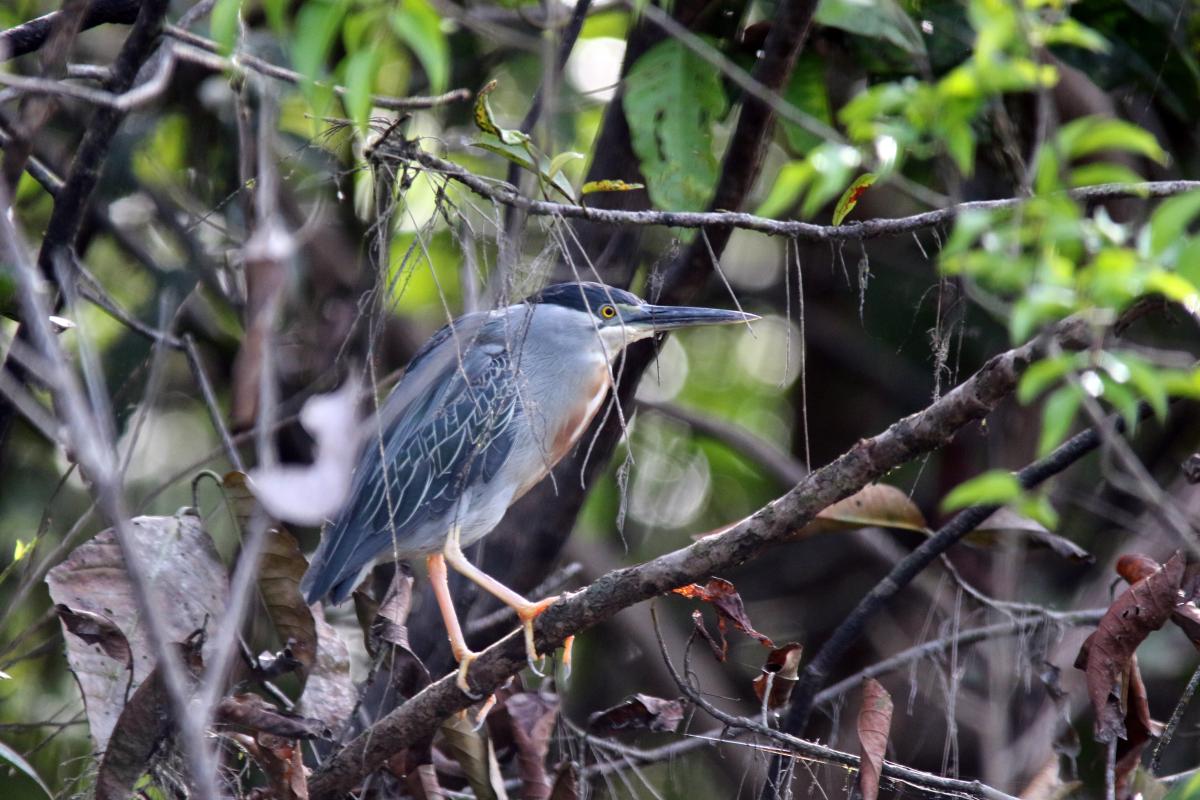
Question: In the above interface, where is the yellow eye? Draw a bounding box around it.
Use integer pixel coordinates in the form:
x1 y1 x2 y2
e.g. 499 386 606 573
599 304 617 319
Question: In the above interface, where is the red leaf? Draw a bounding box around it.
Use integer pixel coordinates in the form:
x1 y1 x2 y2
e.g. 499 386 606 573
672 577 774 649
856 678 893 800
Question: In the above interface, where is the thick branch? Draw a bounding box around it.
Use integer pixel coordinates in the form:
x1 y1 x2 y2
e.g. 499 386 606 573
0 0 140 62
403 146 1200 242
307 317 1091 799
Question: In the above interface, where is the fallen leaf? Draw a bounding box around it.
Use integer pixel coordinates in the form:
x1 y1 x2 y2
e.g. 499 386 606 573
505 690 560 800
45 511 229 751
248 732 310 800
297 604 357 738
752 642 804 710
673 577 774 649
1115 554 1200 652
1075 553 1183 742
856 678 893 800
248 378 363 525
95 633 204 800
215 693 328 739
587 694 684 734
800 484 928 536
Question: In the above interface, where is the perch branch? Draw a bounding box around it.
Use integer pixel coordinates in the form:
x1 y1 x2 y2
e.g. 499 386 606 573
306 315 1092 799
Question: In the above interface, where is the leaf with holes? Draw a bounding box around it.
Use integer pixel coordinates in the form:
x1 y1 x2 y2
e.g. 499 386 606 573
623 39 727 211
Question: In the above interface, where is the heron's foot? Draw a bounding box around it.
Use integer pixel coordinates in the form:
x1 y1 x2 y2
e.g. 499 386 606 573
516 595 560 672
454 649 481 696
473 694 498 730
561 635 575 682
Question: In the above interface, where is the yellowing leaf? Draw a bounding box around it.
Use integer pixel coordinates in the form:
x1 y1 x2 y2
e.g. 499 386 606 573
12 538 33 562
473 80 529 146
581 179 645 195
801 483 928 536
832 172 877 225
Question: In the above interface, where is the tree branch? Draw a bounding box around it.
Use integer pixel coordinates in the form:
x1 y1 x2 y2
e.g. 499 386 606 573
401 145 1200 242
780 409 1137 735
0 0 140 62
306 316 1091 799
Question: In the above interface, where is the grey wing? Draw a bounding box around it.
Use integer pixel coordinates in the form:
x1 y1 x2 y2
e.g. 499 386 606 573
301 319 521 604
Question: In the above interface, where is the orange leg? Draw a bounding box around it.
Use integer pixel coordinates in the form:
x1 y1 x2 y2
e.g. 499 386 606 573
426 553 478 693
442 527 560 671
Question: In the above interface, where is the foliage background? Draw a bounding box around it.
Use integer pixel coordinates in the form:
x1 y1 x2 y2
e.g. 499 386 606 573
1 0 1200 798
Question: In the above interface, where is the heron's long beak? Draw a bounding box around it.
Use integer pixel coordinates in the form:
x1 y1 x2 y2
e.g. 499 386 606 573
628 304 759 332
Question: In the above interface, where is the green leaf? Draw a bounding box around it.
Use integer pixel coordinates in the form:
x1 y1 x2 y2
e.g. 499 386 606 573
1056 116 1167 165
801 143 860 217
390 0 449 94
12 538 33 562
1146 191 1200 259
942 470 1022 512
473 81 530 146
815 0 926 56
1115 354 1168 420
1040 385 1082 456
293 0 348 85
343 42 382 133
780 55 833 154
943 122 976 177
832 173 877 225
263 0 288 34
210 0 241 55
755 161 813 219
581 179 645 195
623 39 728 211
1017 355 1075 404
0 739 53 799
548 151 584 180
1164 768 1200 800
1100 374 1140 431
1068 162 1146 188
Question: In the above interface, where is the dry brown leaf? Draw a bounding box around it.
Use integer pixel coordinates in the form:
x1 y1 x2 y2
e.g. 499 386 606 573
94 634 204 800
673 577 774 649
1075 552 1182 742
257 527 317 676
801 484 928 536
439 713 509 800
253 732 310 800
54 605 132 667
966 508 1094 563
855 678 893 800
548 761 580 800
505 690 560 800
45 512 228 751
215 693 328 740
752 642 803 711
587 694 684 734
297 604 357 738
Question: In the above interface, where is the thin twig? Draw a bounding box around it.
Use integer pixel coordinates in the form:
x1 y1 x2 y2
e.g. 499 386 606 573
163 25 472 111
395 145 1200 243
648 606 1018 800
1150 662 1200 773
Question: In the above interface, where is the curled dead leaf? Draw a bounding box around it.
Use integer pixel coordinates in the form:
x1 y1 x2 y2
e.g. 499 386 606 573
752 642 803 711
856 678 893 800
587 694 684 734
54 605 132 667
215 693 328 740
673 577 774 649
505 690 560 800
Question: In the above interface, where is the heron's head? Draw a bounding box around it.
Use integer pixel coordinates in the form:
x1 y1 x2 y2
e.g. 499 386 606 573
531 282 757 352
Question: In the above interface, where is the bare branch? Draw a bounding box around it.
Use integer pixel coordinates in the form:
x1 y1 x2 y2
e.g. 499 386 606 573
0 0 140 62
398 145 1200 242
